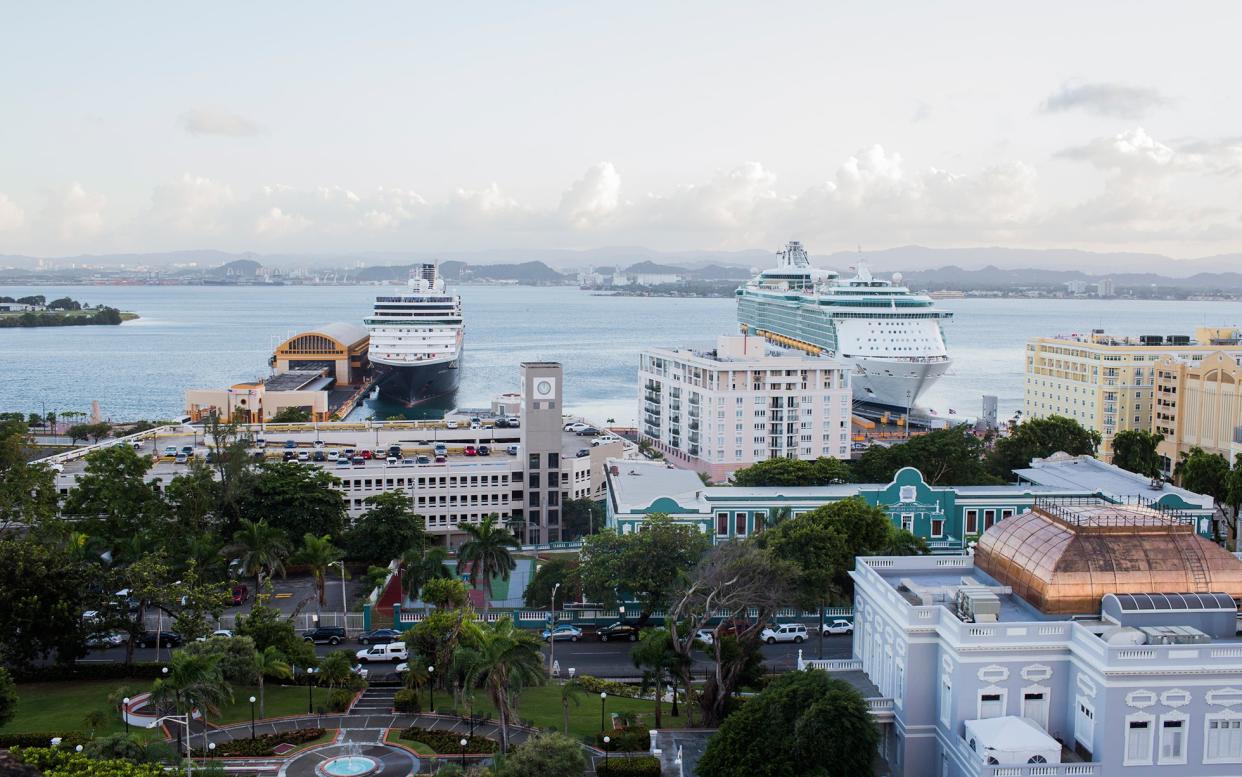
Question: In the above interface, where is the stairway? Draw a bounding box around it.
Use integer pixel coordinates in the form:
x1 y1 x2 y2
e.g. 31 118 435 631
350 686 399 715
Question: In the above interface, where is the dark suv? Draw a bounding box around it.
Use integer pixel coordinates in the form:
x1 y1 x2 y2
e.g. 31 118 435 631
137 631 183 648
303 626 346 645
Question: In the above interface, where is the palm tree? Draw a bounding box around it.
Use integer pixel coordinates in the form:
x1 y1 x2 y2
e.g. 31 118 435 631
558 679 582 735
295 533 343 607
457 514 519 610
253 646 292 719
316 651 355 690
400 545 453 603
151 651 231 751
226 519 290 607
457 618 546 752
632 628 679 729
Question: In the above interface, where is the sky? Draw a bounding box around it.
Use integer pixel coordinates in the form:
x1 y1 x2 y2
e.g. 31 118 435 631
2 2 1241 260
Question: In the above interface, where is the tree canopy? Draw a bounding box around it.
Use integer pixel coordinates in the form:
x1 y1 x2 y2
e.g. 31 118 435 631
523 557 579 609
240 461 347 540
987 415 1100 477
697 669 880 777
731 456 853 487
854 426 998 485
1111 429 1165 478
346 491 426 564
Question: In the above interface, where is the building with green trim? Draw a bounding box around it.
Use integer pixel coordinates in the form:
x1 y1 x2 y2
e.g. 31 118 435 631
605 453 1216 552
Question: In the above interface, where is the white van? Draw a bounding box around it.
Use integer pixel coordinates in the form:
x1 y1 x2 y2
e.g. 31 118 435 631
355 642 408 663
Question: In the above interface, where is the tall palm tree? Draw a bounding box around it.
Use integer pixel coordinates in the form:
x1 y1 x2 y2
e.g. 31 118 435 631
316 650 354 690
457 618 546 752
559 679 582 735
253 646 292 719
151 651 231 751
400 545 453 603
295 533 343 607
632 628 679 729
225 519 290 607
457 514 519 610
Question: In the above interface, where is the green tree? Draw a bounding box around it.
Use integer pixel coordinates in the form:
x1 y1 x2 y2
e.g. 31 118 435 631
1111 429 1166 478
731 456 853 487
347 492 426 564
421 577 471 609
631 628 680 729
61 444 164 545
697 670 879 777
556 679 581 735
164 464 223 537
579 514 711 623
523 558 579 609
270 406 312 422
0 420 57 533
0 537 102 668
1178 448 1232 542
458 514 520 610
987 415 1101 478
1227 454 1242 551
240 462 347 540
0 667 17 728
235 601 316 667
401 545 453 603
560 498 605 540
295 533 344 607
496 731 585 777
457 618 546 752
252 645 293 718
151 649 232 751
316 650 357 689
226 519 291 604
855 426 998 485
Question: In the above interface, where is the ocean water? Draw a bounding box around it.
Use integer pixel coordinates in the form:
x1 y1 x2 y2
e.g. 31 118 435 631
0 284 1237 425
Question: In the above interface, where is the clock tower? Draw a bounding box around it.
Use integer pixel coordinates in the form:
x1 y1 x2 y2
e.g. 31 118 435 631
518 362 564 544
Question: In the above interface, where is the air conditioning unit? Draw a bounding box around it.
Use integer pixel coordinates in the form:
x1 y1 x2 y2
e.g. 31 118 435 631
1139 625 1210 645
956 588 1001 623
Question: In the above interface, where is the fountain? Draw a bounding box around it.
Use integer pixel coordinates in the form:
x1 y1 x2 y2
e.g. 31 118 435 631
317 742 380 777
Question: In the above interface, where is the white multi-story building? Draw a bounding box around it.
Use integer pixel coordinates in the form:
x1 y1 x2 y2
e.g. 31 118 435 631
638 335 852 481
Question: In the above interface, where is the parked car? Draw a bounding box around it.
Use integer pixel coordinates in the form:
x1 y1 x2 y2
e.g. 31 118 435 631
386 456 398 465
575 427 600 436
351 456 366 467
137 631 183 648
821 619 854 635
87 631 128 649
255 438 267 449
352 664 369 680
196 629 234 641
231 584 249 606
313 439 325 448
174 453 188 464
297 450 310 462
597 622 640 642
388 445 403 458
400 458 415 466
716 618 753 637
312 450 326 462
181 445 194 455
434 454 446 463
505 417 519 427
252 450 266 461
284 440 296 449
564 422 588 433
575 448 589 458
336 458 352 469
303 626 346 645
162 446 178 457
416 455 431 464
357 628 401 645
464 445 477 456
394 662 409 674
328 449 340 460
506 444 519 456
760 623 808 644
469 417 482 429
494 418 509 428
540 624 583 642
477 445 490 456
355 642 408 663
361 449 373 460
445 420 459 429
433 444 447 457
282 450 296 461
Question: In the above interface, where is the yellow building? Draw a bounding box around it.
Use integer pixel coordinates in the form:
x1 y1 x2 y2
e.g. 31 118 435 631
1024 327 1242 461
1153 351 1242 471
271 322 369 385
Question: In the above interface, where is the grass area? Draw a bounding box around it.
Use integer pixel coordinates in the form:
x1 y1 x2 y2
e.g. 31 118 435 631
454 683 685 743
0 681 336 735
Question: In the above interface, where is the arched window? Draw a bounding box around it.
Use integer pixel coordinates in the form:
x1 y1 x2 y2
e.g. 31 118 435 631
1028 755 1047 764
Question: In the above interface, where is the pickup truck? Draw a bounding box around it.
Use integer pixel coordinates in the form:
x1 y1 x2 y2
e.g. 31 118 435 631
355 642 408 663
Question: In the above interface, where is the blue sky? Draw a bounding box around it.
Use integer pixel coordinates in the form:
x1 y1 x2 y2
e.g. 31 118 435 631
2 2 1241 258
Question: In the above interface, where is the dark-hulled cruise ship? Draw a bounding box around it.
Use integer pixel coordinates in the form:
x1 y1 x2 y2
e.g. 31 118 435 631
365 264 463 405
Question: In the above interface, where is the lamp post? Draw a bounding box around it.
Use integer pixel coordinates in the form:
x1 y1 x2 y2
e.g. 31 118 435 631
122 696 131 736
603 736 611 769
600 692 607 734
460 737 468 769
549 582 561 674
427 666 435 712
150 714 193 777
335 561 348 626
249 696 256 739
208 742 215 759
306 668 317 714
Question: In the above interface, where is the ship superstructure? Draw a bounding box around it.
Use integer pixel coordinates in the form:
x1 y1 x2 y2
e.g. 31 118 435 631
365 263 463 405
737 241 952 409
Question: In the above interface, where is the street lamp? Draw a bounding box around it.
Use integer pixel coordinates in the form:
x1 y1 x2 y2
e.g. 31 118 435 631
149 714 193 777
208 742 215 759
460 737 468 769
249 696 256 739
75 745 83 753
600 692 607 733
603 736 611 768
549 582 561 674
427 666 436 712
122 697 131 736
49 737 61 747
305 668 317 714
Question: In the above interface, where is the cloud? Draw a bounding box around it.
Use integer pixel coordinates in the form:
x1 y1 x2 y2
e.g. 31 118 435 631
39 182 106 240
1055 127 1184 173
559 162 621 228
0 193 25 232
179 108 263 137
1040 81 1170 119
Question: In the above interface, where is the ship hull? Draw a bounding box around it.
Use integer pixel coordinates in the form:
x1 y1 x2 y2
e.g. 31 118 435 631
371 356 461 407
847 356 951 410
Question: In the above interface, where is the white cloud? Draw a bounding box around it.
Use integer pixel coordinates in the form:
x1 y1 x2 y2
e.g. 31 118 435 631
39 182 106 240
1040 81 1170 119
1055 127 1184 173
179 108 263 137
148 174 236 234
559 162 621 228
0 193 25 232
254 207 309 237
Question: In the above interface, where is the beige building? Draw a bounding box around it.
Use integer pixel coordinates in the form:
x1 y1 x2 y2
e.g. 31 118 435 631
1153 350 1242 472
272 322 369 385
1024 327 1242 460
186 370 334 423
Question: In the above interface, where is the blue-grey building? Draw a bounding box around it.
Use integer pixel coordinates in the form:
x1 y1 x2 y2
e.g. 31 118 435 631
846 500 1242 777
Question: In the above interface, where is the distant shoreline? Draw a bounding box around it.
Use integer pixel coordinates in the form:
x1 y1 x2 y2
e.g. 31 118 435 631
0 308 138 328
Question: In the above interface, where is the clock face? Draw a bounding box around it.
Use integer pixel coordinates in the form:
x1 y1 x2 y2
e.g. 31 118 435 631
536 380 552 396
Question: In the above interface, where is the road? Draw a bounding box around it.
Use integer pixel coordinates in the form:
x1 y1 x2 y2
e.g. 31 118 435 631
81 634 853 680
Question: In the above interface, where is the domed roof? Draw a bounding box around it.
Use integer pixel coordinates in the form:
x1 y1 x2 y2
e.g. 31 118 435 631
975 502 1242 614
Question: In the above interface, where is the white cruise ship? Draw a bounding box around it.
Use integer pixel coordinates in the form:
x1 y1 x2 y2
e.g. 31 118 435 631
736 241 952 410
365 263 463 405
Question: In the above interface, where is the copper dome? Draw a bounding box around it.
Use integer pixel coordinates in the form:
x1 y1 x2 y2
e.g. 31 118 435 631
975 502 1242 614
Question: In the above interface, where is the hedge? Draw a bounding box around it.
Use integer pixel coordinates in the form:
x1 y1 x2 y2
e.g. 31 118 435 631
597 726 650 752
596 756 661 777
574 674 640 699
9 662 167 683
398 727 498 754
0 733 90 749
191 728 325 757
393 689 421 712
10 747 164 776
328 689 354 712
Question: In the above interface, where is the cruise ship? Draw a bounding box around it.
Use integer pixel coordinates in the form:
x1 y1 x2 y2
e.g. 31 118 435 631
365 264 464 405
737 241 952 410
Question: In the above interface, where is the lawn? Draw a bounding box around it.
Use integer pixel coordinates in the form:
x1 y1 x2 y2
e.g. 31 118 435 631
451 683 686 743
0 681 336 735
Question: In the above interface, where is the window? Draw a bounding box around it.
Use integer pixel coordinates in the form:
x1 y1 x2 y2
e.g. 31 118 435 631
940 677 952 725
965 509 978 534
548 452 559 468
899 485 916 502
931 519 944 538
1125 716 1153 765
984 509 997 529
528 453 540 469
901 514 914 533
1205 715 1242 763
978 691 1004 719
716 512 728 536
1159 716 1186 764
735 512 747 536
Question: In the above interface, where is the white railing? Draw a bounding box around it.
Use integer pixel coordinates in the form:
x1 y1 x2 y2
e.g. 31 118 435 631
796 653 862 672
